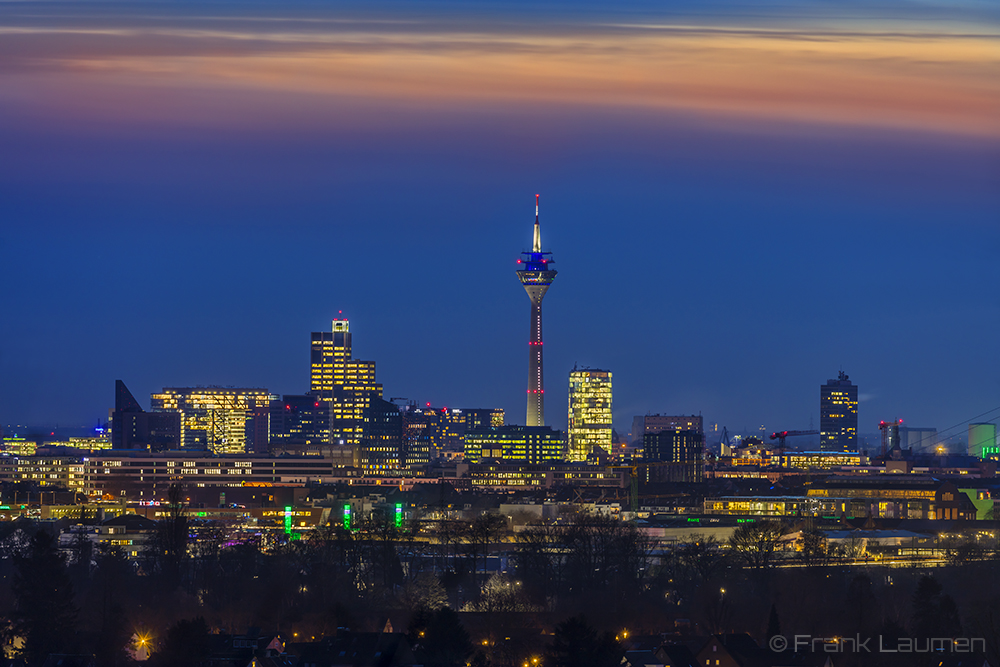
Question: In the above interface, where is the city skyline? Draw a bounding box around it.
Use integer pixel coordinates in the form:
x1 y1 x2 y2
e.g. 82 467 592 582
1 0 998 438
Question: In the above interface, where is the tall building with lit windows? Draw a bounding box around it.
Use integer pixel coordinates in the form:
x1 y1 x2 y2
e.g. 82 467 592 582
567 368 612 462
150 387 275 454
515 195 557 426
820 371 858 452
310 319 383 446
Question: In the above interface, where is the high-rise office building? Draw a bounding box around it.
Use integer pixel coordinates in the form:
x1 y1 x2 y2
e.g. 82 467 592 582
399 406 506 460
820 371 858 452
464 408 505 431
641 429 704 482
310 319 383 446
567 368 612 462
111 380 181 451
631 414 704 445
362 398 407 473
150 387 275 454
515 195 557 427
464 426 564 465
270 395 327 446
969 423 997 459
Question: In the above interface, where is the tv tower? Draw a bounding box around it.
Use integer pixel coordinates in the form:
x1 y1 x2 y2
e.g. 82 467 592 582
515 194 557 426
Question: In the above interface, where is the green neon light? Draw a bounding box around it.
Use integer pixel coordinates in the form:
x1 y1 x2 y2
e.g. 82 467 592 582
284 506 292 534
395 503 403 528
343 505 351 531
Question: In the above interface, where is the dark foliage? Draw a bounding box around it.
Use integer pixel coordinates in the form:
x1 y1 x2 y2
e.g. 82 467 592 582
153 616 212 666
11 530 79 664
545 616 621 667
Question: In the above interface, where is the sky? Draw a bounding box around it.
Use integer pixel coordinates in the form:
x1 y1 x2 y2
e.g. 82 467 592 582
1 0 998 446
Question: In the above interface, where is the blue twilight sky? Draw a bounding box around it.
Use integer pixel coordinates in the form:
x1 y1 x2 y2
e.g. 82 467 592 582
0 0 998 445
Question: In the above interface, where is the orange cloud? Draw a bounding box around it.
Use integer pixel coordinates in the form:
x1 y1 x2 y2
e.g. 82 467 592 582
2 19 998 137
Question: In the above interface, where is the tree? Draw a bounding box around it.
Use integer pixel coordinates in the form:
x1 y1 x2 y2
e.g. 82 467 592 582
153 617 212 666
798 528 827 563
463 574 538 613
11 529 79 664
766 603 781 640
403 571 448 610
91 547 136 666
911 575 962 639
728 520 785 568
545 616 621 667
676 535 727 580
415 607 474 667
149 483 188 589
464 514 508 582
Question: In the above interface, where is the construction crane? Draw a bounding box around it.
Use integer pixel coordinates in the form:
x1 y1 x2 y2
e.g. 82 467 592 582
769 429 819 453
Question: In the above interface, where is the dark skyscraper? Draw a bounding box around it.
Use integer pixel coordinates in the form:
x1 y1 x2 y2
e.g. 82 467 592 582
515 195 557 427
362 397 405 472
111 380 181 451
641 429 704 482
820 371 858 452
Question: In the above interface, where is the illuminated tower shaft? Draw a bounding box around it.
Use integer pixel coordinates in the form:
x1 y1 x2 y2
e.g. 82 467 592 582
516 195 557 426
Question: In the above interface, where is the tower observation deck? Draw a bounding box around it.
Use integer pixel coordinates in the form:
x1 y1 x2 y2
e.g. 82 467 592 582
515 195 557 427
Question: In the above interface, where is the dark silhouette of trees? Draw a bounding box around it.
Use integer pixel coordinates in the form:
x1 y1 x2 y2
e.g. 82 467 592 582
91 547 136 666
11 529 79 664
910 575 962 638
149 483 188 589
799 528 827 563
545 616 621 667
728 519 785 568
464 513 508 582
676 535 727 581
152 616 211 666
412 607 473 667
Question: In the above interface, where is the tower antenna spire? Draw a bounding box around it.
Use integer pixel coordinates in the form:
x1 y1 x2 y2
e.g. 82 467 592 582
532 194 542 253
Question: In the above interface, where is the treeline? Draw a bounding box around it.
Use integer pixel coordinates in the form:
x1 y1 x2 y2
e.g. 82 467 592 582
0 507 998 666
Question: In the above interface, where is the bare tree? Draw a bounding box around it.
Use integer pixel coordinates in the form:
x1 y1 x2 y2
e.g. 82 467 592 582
728 519 786 568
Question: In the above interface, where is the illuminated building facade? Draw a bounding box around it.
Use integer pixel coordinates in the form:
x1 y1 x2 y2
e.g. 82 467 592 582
969 423 997 458
567 368 613 462
780 451 863 469
310 319 383 445
820 371 858 452
1 437 36 456
362 398 407 473
80 452 342 500
0 457 84 490
464 426 564 465
401 405 465 458
112 380 181 451
455 462 626 489
150 387 275 454
398 406 506 460
642 429 704 482
515 195 557 426
463 408 505 431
